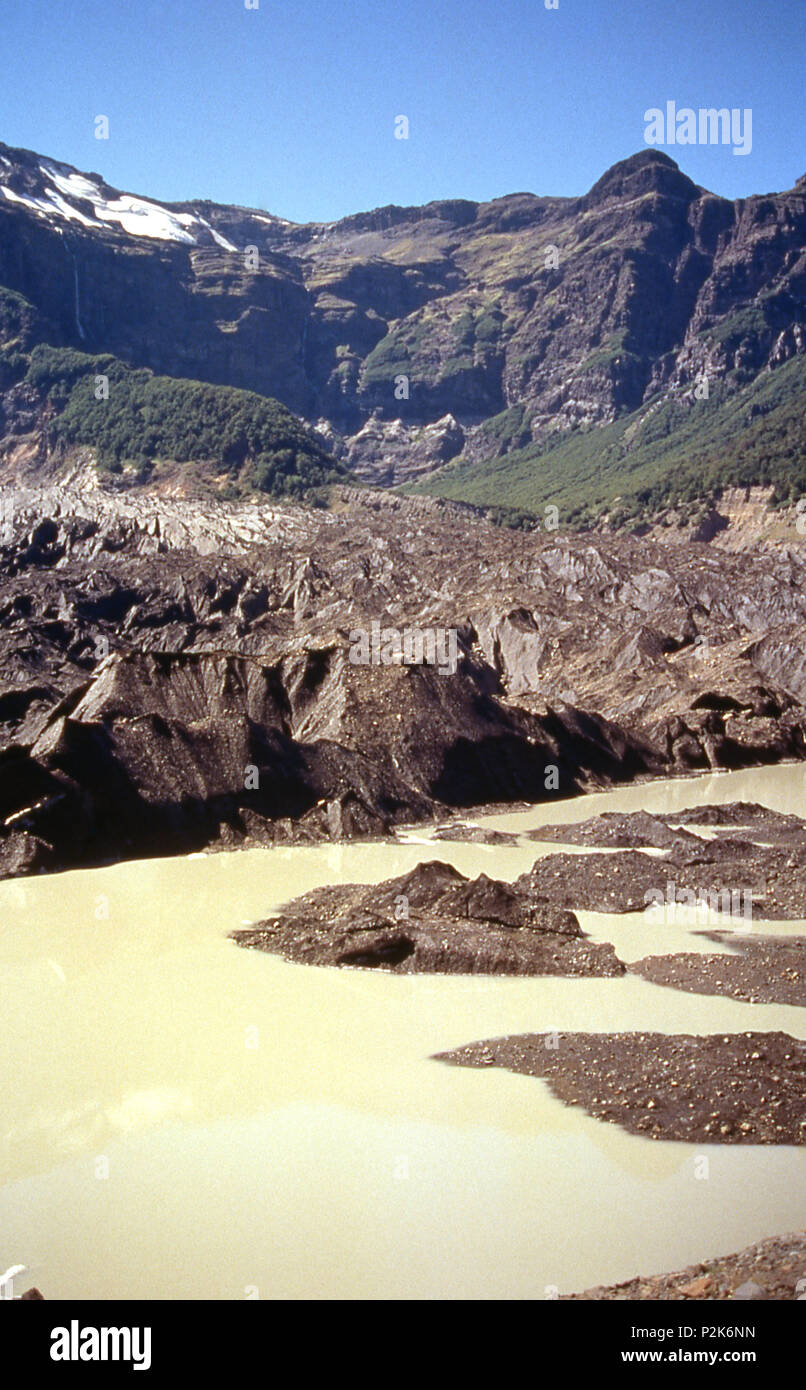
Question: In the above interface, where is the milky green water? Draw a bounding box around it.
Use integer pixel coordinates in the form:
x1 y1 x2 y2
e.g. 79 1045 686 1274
1 764 805 1299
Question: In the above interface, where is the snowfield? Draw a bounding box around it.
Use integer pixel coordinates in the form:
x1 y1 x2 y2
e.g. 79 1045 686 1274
0 159 240 250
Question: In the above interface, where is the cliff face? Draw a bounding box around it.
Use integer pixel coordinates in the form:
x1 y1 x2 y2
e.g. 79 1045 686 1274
1 142 805 498
0 145 313 414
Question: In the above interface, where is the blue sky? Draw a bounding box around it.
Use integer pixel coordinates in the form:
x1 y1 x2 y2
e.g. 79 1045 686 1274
1 0 804 221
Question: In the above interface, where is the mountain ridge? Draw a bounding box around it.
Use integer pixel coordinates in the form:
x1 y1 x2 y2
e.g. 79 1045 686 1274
5 138 803 230
1 140 805 521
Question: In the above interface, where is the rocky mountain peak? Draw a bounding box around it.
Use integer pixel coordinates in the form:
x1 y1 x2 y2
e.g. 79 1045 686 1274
581 149 700 206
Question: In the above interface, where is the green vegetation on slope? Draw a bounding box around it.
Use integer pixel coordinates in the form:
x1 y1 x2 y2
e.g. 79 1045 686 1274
0 286 53 386
409 354 806 526
23 345 344 497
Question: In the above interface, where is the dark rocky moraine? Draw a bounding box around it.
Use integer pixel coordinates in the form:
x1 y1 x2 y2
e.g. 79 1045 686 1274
513 803 806 919
233 859 625 976
435 1031 806 1144
631 934 806 1008
4 480 806 880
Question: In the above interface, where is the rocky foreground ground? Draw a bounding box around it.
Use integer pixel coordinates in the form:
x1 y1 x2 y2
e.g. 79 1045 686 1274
564 1232 806 1300
3 481 806 877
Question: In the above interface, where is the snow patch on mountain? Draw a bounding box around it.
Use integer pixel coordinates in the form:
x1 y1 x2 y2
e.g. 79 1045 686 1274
43 163 199 242
46 167 106 204
0 182 95 231
198 217 238 252
0 157 242 250
1 184 50 214
95 193 199 243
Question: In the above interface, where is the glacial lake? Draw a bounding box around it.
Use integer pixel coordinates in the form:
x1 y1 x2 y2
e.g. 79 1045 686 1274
2 763 806 1300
